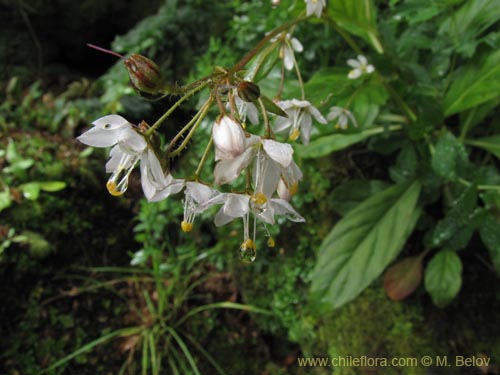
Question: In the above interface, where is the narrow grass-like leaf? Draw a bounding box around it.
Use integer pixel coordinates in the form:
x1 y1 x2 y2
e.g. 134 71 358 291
175 302 272 327
165 326 201 375
183 331 227 375
310 181 421 309
467 135 500 159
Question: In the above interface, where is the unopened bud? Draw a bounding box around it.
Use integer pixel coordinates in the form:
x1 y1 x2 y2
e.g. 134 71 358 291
124 54 165 97
212 116 246 160
237 81 261 103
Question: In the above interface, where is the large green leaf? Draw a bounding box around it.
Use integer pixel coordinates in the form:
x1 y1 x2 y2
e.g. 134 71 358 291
310 181 421 309
478 212 500 273
328 0 383 53
431 131 468 180
444 49 500 116
424 249 462 307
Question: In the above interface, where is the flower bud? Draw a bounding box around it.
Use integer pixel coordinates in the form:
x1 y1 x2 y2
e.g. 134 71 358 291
237 81 261 102
124 54 166 98
212 116 246 160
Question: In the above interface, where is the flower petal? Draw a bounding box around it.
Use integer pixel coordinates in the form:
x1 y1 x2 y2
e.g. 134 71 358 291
77 127 125 147
291 37 303 53
92 115 130 130
270 198 305 222
348 68 362 79
262 139 293 168
347 59 361 68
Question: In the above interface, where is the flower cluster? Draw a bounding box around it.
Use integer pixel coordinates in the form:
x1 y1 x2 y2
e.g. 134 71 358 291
78 9 365 262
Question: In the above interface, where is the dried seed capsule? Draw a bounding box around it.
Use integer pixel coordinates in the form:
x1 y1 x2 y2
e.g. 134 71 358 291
124 54 166 98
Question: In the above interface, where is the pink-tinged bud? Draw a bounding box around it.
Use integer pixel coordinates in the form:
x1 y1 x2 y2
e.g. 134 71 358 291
212 116 246 160
237 81 261 103
124 54 165 97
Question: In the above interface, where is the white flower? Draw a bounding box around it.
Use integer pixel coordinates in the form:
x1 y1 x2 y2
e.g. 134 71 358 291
326 106 358 129
77 114 182 201
271 33 303 71
212 116 246 161
347 55 375 79
181 181 218 233
199 191 305 261
275 99 327 145
305 0 326 18
213 137 294 191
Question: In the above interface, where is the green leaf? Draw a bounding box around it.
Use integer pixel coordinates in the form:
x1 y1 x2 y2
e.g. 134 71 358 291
3 159 35 174
19 182 41 200
444 49 500 116
310 181 421 309
0 189 12 212
328 0 383 53
467 135 500 159
478 212 500 273
296 132 370 158
389 143 417 183
331 179 390 216
431 185 477 247
424 249 462 307
38 181 67 192
303 69 351 106
260 95 288 118
438 0 500 57
431 132 462 180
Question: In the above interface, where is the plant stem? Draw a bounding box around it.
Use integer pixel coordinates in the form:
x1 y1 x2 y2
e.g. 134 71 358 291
194 138 213 178
231 16 308 73
146 81 209 137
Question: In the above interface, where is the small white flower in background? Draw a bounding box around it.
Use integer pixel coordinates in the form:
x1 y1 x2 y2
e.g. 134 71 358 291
347 55 375 79
305 0 326 18
77 114 182 201
326 106 358 129
275 99 327 145
271 33 303 71
181 181 218 233
212 115 246 161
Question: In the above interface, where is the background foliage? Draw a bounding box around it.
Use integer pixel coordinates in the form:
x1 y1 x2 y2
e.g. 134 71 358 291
1 0 499 374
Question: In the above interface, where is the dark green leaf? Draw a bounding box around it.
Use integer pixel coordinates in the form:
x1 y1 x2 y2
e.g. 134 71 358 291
424 249 462 307
296 132 370 158
331 179 390 216
260 95 288 118
467 135 500 159
389 143 417 183
431 185 477 247
310 181 421 309
431 132 459 180
478 212 500 273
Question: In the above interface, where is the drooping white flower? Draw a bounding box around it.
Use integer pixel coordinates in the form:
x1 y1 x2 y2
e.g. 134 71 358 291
198 191 304 261
212 116 246 161
271 33 304 71
181 181 218 233
305 0 326 18
77 114 181 201
275 99 327 145
347 55 375 79
326 106 358 129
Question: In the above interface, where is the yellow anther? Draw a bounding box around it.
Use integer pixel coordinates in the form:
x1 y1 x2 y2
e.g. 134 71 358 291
242 122 247 129
181 221 193 233
252 192 268 206
289 182 299 197
241 238 256 250
106 181 124 196
289 128 300 141
267 237 275 248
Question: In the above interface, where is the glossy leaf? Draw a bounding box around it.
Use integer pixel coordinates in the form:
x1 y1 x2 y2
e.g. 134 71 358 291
444 49 500 116
424 249 462 307
478 212 500 273
310 181 421 309
431 185 477 247
431 131 463 180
